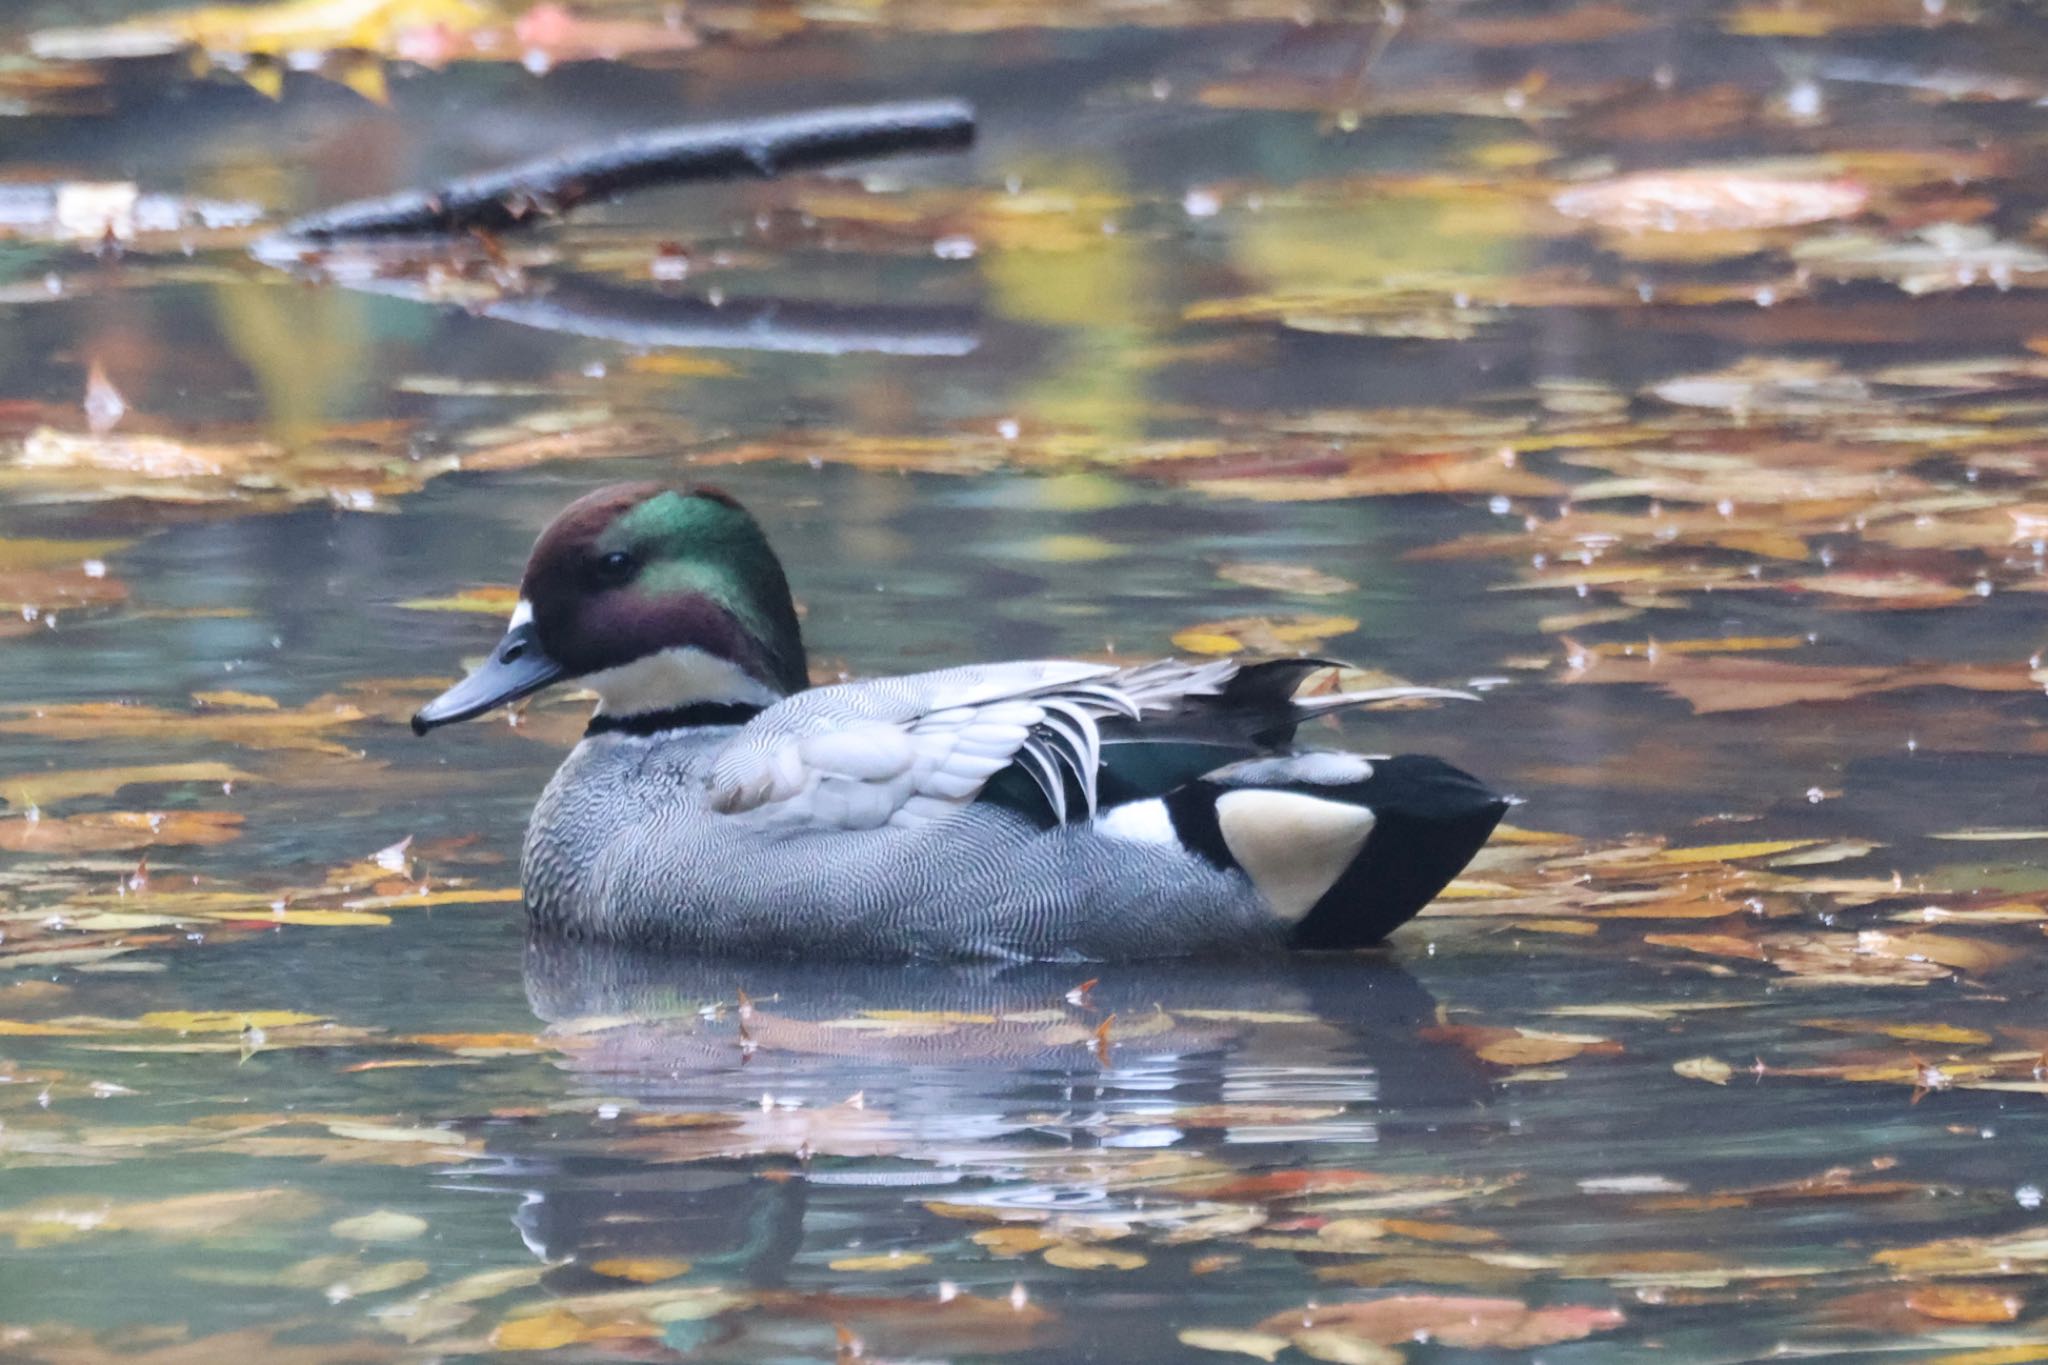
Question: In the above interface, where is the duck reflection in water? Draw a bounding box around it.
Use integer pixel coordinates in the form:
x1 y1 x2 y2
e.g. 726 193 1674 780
504 937 1485 1300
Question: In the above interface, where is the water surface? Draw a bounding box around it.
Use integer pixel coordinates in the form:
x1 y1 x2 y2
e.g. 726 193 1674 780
3 1 2048 1360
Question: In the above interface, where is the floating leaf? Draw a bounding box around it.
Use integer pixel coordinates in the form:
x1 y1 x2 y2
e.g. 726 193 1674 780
829 1251 932 1272
0 761 254 810
0 810 242 853
1255 1296 1625 1349
1043 1242 1146 1270
1216 563 1357 596
398 586 521 615
0 1186 320 1247
1178 1328 1292 1362
330 1210 429 1243
1171 615 1360 656
1290 1329 1406 1365
1905 1285 2025 1323
1553 170 1867 234
590 1257 692 1283
1674 1056 1734 1085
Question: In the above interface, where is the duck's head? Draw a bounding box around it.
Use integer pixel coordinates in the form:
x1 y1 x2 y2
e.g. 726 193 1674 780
412 482 807 735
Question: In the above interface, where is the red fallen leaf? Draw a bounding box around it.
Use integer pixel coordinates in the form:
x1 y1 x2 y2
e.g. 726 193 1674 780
1255 1295 1625 1348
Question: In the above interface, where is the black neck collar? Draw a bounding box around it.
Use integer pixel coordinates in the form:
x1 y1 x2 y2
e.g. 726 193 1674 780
585 701 765 738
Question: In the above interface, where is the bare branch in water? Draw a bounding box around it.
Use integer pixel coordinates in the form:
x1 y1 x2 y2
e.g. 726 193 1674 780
272 99 976 242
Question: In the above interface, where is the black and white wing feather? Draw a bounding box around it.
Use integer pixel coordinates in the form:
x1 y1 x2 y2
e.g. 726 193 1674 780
704 658 1467 832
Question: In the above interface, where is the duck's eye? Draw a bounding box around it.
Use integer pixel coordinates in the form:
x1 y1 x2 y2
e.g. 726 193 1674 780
592 551 637 587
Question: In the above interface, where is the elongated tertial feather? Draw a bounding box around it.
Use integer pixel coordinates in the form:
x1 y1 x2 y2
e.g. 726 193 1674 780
1012 740 1068 824
1291 685 1480 712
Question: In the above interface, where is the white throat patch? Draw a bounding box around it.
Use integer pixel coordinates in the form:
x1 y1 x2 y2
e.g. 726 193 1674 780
585 646 782 717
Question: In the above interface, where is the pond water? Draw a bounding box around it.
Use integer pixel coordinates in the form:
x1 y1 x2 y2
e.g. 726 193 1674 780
4 1 2048 1360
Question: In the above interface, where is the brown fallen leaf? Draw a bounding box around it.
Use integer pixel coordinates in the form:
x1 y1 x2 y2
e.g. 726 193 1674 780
0 810 242 853
0 760 254 810
1254 1295 1625 1349
1564 653 2041 714
0 697 366 757
1906 1284 2026 1323
0 1186 321 1248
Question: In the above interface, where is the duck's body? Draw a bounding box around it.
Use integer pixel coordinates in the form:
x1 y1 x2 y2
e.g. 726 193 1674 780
527 723 1267 959
415 483 1508 961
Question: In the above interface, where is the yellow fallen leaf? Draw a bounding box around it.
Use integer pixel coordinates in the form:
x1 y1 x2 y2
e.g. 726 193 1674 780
492 1307 589 1351
191 690 280 709
1800 1019 1992 1046
342 888 522 910
1172 615 1360 656
590 1257 692 1283
142 1010 327 1032
1907 1285 2024 1324
0 760 254 810
1178 1328 1293 1362
1924 1348 2048 1365
1656 839 1820 864
1172 630 1245 656
0 1018 103 1036
1043 1242 1146 1270
973 1226 1059 1257
828 1251 932 1271
0 698 365 757
0 536 129 571
398 586 522 615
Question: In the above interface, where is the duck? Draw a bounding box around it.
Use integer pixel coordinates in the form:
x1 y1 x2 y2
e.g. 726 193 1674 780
412 482 1509 960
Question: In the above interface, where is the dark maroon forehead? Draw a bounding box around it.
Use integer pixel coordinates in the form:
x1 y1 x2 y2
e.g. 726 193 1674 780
519 482 744 589
521 481 659 589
